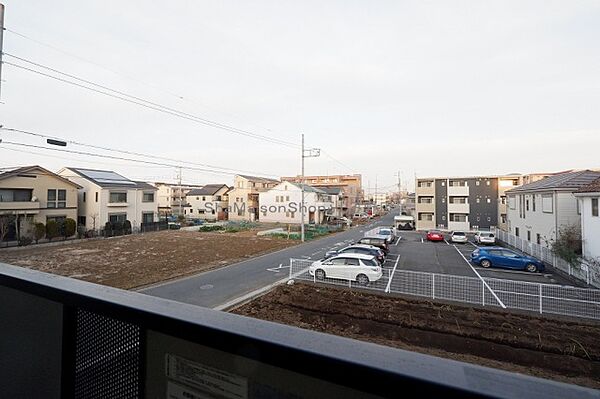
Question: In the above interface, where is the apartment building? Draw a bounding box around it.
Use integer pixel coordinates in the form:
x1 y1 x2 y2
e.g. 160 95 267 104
507 170 600 248
59 168 158 230
415 174 553 232
280 174 363 217
258 182 332 224
574 177 600 261
185 184 230 221
319 187 344 218
0 166 81 241
153 182 204 216
228 175 279 221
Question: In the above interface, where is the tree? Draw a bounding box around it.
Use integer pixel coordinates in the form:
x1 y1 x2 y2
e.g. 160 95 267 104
46 220 60 241
33 222 45 244
549 224 582 266
63 218 76 239
0 215 15 247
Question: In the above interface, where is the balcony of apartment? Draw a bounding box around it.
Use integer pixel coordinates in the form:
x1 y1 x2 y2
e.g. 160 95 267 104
448 221 470 232
447 202 469 214
415 182 434 196
447 185 469 197
0 200 41 214
498 202 508 214
416 199 435 213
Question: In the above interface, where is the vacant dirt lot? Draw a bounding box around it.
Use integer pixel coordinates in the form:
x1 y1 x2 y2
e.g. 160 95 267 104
0 230 295 289
233 283 600 389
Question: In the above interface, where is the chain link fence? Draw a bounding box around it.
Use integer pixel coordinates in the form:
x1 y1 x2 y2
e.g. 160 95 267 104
289 258 600 321
495 228 600 288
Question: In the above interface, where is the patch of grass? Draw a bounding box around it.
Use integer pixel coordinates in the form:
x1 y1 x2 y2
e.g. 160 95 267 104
198 225 224 232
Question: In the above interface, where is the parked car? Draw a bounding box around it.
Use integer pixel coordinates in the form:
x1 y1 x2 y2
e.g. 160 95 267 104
450 231 468 244
470 247 545 273
357 236 390 254
474 231 496 245
325 244 385 264
327 216 352 227
168 222 181 230
309 253 383 285
426 230 444 242
377 227 395 243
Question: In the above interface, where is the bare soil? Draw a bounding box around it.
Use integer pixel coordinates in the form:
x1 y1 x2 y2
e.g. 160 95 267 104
0 230 295 289
233 283 600 389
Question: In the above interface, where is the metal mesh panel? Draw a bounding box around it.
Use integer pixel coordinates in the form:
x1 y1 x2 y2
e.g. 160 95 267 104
484 278 540 311
434 274 483 305
75 309 140 399
388 270 433 298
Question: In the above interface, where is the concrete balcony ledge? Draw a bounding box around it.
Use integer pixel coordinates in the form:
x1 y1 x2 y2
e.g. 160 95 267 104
448 203 470 214
107 202 129 207
0 201 41 213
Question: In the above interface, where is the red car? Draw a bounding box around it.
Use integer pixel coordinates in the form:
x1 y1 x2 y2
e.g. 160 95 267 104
426 230 444 242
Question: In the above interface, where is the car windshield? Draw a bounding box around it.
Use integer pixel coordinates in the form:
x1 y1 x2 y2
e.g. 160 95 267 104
453 232 465 236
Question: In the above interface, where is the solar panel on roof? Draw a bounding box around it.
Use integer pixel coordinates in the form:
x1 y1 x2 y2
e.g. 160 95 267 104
78 170 136 185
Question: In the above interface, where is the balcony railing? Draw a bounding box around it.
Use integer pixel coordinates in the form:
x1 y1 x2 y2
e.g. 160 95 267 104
0 262 595 398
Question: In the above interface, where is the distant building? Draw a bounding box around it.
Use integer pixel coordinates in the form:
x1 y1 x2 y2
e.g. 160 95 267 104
281 174 363 217
575 177 600 262
0 166 81 241
507 170 600 248
415 173 556 232
228 175 279 221
185 184 230 221
59 167 158 231
153 182 203 216
258 182 332 224
319 187 344 218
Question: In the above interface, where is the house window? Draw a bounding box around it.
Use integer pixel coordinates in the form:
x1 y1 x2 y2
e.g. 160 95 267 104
476 181 480 186
78 216 86 227
536 233 541 245
0 189 33 202
47 215 66 225
500 214 507 223
286 196 290 201
108 213 126 224
500 196 506 204
542 195 553 213
196 197 199 200
525 199 529 211
202 196 206 201
418 197 433 204
449 214 467 222
83 192 86 202
142 192 154 202
189 209 193 213
593 198 599 217
109 192 127 203
95 192 98 202
290 211 295 218
515 227 520 237
142 212 154 224
47 189 66 208
532 195 536 212
527 231 531 241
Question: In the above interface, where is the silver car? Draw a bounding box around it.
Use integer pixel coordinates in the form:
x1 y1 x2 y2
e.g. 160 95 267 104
450 231 468 244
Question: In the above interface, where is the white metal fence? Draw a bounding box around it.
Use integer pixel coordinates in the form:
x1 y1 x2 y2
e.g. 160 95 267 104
289 258 600 321
495 228 600 288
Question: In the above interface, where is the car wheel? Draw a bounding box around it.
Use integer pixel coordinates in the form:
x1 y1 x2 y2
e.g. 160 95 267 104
525 263 538 273
356 274 369 286
480 259 492 268
315 269 326 280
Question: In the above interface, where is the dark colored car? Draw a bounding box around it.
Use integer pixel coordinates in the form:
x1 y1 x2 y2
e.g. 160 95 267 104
356 237 389 254
325 245 385 264
426 230 444 242
470 247 545 273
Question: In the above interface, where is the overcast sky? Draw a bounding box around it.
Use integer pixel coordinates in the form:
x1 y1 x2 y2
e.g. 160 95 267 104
1 1 599 192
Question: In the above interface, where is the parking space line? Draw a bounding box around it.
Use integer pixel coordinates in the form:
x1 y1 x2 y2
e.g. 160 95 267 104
452 245 506 309
394 237 401 246
385 256 400 293
444 239 450 246
468 241 478 248
478 268 553 277
421 237 424 243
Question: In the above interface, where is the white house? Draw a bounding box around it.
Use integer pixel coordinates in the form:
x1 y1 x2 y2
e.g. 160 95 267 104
506 170 600 247
574 178 600 262
185 184 230 221
153 182 203 216
228 175 279 222
319 187 344 218
58 168 158 230
258 182 332 225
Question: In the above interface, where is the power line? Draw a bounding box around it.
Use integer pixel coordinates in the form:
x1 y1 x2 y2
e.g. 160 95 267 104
2 55 300 148
0 126 278 177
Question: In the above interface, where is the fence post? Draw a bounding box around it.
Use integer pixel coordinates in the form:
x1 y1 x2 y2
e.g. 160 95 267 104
482 281 485 306
432 274 435 299
288 259 292 280
539 284 542 314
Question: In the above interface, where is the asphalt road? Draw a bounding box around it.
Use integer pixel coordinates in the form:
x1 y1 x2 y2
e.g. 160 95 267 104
140 213 397 308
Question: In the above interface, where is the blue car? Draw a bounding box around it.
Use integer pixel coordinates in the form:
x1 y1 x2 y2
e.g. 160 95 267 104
470 247 545 273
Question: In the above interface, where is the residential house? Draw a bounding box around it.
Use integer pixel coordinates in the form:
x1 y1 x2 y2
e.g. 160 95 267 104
319 187 344 218
506 170 600 247
58 168 158 231
415 173 557 232
574 178 600 262
258 182 332 224
153 182 203 216
281 174 363 217
228 175 279 221
185 184 230 221
0 166 81 241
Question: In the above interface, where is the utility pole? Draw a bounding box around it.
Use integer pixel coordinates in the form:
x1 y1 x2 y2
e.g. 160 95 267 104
0 3 5 100
177 167 183 217
300 133 320 242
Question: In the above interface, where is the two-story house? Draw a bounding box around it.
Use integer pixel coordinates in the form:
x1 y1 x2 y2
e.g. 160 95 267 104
258 182 332 225
506 170 600 247
58 168 158 231
153 182 203 217
185 184 230 221
0 166 81 242
228 175 279 222
319 187 344 219
574 178 600 262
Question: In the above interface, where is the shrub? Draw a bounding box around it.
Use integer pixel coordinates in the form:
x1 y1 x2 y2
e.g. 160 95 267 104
123 220 132 234
549 224 582 266
63 218 77 238
19 236 33 246
198 225 223 232
33 222 45 243
46 220 60 241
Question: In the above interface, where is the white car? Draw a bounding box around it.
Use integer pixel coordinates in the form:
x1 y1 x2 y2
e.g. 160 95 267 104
450 231 468 244
309 253 383 286
474 231 496 245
